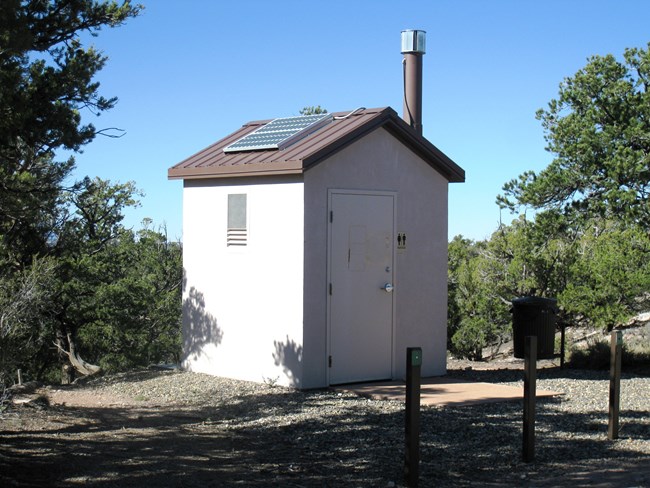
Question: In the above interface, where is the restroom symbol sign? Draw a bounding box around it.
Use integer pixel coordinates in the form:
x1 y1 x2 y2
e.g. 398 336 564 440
397 232 407 251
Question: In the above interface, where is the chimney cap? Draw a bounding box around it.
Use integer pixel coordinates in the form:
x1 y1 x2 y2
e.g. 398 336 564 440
401 29 426 54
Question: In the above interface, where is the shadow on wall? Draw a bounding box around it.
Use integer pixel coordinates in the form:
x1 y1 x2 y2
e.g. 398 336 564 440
183 284 223 364
273 335 302 388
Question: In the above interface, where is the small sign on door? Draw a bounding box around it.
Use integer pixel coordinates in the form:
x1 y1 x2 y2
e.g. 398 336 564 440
397 232 407 252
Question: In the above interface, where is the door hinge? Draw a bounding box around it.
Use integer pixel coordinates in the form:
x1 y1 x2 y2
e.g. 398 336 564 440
329 210 333 223
328 355 332 368
329 283 332 295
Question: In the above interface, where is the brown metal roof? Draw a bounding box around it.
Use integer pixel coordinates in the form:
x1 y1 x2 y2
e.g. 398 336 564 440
168 107 465 182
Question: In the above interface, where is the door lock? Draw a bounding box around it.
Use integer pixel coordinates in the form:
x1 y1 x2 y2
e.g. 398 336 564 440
382 283 394 293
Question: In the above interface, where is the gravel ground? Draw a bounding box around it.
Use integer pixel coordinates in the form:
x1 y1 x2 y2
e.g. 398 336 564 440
1 361 648 487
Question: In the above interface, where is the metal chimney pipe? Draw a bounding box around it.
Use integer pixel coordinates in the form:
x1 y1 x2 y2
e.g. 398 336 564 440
401 29 426 135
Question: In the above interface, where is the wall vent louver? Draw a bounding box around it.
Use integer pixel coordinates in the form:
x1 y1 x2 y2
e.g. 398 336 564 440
227 228 247 247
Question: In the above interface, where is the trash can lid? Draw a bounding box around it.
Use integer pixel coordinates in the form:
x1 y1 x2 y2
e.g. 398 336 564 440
512 296 558 308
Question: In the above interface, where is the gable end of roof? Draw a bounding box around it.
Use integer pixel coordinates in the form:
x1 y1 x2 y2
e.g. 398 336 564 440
300 107 465 183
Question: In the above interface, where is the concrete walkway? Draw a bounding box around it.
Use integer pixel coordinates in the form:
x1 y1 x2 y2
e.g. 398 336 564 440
335 376 561 407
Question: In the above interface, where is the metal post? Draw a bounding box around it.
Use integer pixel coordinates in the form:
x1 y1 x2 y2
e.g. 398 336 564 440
17 369 22 386
608 330 622 440
405 347 422 487
523 336 537 462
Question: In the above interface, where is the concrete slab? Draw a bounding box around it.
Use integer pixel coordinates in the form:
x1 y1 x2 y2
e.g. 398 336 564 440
334 376 562 407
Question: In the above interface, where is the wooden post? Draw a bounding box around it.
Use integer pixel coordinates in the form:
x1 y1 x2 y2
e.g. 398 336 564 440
17 369 22 386
608 330 622 440
523 336 537 462
404 347 422 487
560 322 566 369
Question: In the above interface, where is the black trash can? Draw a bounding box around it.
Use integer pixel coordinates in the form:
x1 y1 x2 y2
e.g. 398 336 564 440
511 297 558 359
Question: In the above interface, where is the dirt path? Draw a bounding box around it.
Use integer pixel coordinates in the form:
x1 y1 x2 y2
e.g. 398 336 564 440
1 365 648 487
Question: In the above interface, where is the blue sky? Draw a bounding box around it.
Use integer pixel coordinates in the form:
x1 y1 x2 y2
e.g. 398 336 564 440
66 0 650 242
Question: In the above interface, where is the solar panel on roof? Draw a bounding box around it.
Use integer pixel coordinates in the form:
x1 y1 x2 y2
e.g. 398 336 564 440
223 113 332 153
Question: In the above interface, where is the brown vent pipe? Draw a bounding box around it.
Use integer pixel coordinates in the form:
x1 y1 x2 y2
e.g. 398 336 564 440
401 29 426 135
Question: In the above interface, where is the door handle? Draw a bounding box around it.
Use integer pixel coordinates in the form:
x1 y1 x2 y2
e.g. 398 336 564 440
382 283 394 293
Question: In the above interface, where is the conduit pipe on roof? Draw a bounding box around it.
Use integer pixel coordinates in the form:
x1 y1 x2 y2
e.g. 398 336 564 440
333 107 366 120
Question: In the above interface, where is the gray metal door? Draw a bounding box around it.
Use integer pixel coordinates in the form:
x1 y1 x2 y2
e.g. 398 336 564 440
328 191 395 385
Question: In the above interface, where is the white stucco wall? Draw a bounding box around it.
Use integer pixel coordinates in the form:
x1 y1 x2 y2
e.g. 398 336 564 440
181 176 305 387
303 127 449 387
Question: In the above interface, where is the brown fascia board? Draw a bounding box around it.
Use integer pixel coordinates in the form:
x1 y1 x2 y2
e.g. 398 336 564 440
168 160 303 180
301 107 465 183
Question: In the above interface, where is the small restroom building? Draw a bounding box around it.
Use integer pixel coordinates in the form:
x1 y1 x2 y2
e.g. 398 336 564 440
168 30 465 388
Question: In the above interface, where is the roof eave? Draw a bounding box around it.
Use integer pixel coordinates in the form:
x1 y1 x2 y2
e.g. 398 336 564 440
168 160 303 180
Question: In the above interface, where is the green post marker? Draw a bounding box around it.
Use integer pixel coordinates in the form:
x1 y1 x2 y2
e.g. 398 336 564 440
410 348 422 367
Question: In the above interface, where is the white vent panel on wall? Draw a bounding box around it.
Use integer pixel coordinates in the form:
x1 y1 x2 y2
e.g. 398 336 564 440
227 193 247 246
